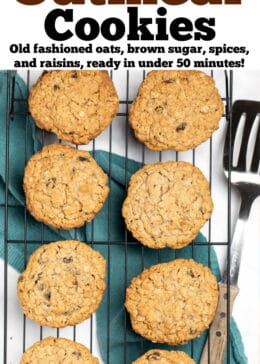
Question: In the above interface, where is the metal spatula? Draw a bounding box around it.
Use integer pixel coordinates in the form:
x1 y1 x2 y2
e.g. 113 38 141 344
200 100 260 364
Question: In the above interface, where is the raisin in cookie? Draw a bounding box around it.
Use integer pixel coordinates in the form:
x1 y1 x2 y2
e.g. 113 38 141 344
132 349 195 364
129 70 224 151
21 336 99 363
122 161 213 249
23 143 109 229
17 240 106 328
29 70 119 144
125 259 218 345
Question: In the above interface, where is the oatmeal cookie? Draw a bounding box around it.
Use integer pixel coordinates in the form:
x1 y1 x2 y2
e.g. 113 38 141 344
23 144 109 229
125 259 218 345
122 161 213 249
29 70 119 144
17 240 106 328
132 349 195 364
21 336 99 363
129 70 224 151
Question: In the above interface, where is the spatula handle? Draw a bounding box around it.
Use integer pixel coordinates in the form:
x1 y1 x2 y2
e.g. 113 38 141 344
199 283 239 364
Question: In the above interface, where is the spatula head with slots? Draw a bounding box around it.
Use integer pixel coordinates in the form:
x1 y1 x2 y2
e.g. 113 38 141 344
223 100 260 193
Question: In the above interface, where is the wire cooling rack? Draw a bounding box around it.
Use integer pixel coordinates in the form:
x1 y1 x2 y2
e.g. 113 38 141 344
1 69 233 364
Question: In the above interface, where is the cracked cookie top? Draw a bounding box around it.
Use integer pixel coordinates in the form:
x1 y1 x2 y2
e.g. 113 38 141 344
23 144 109 229
125 259 218 345
122 161 213 249
17 241 106 328
129 70 224 151
21 337 99 363
132 349 195 364
29 70 119 145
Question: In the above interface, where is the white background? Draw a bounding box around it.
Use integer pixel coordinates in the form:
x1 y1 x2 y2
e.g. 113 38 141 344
1 0 260 362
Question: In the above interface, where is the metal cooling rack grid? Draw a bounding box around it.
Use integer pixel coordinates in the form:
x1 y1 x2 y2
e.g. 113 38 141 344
2 69 233 363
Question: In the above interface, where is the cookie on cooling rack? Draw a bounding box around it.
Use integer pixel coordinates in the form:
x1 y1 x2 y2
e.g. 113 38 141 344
129 70 224 151
122 161 213 249
23 143 109 229
20 336 99 363
132 349 195 364
17 240 106 328
125 259 218 345
29 70 119 145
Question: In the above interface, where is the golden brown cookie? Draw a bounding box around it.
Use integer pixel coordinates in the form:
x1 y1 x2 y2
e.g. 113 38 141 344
132 349 195 364
122 161 213 249
20 336 99 363
17 240 106 328
125 259 218 345
29 70 119 144
23 143 109 229
129 70 224 151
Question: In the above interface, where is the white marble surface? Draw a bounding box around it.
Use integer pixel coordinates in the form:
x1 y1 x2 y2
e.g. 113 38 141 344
0 70 260 363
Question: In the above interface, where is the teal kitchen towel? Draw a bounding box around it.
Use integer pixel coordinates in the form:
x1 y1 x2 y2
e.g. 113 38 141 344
0 71 247 364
